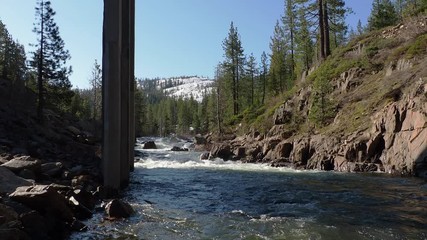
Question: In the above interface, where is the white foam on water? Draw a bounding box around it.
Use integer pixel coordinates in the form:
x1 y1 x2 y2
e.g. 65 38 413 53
134 155 314 174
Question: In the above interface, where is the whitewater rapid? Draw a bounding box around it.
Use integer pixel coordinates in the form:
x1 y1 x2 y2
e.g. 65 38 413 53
70 137 427 240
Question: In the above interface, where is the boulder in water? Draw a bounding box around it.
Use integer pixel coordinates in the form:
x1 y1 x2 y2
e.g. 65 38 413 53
209 144 233 160
143 141 157 149
105 199 134 219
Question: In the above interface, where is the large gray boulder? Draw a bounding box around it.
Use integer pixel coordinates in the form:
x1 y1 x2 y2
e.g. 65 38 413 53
209 144 233 160
0 166 32 194
1 156 41 173
9 185 74 223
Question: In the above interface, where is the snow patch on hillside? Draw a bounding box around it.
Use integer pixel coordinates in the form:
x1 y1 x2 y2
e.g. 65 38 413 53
161 76 215 102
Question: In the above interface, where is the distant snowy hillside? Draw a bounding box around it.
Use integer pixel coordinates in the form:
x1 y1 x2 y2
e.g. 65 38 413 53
147 76 215 102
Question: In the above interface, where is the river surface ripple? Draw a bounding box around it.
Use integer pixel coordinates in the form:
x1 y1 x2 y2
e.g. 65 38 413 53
71 137 427 240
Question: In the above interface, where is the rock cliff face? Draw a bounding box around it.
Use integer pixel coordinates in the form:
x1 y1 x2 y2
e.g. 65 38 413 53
205 18 427 178
207 76 427 177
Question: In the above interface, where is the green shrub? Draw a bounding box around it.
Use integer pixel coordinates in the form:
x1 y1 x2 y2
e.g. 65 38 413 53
406 34 427 58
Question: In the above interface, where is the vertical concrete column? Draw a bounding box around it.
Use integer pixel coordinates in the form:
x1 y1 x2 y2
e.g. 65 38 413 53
129 0 136 172
102 0 122 190
120 0 130 188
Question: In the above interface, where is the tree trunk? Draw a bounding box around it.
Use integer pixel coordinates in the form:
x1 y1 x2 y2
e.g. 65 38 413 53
251 74 254 106
235 58 240 115
37 0 44 123
318 0 326 60
262 72 265 104
323 0 331 57
290 16 295 78
216 87 222 134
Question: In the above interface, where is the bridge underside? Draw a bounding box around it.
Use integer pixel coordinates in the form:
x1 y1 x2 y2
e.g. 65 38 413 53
102 0 135 191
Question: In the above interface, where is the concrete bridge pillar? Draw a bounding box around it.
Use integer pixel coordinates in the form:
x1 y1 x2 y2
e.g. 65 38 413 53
120 0 130 187
129 0 135 172
102 0 135 191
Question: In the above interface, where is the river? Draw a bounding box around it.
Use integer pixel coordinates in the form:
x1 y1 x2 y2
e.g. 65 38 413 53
71 137 427 240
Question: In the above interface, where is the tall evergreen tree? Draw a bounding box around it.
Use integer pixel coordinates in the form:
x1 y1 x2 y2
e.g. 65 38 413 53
89 59 102 121
215 63 225 132
259 51 268 105
317 0 330 59
269 20 287 95
245 53 257 107
357 19 365 35
70 89 91 120
283 0 297 79
298 0 349 60
30 0 73 120
309 74 335 126
368 0 399 30
328 0 348 49
222 22 245 116
295 7 314 72
0 21 27 84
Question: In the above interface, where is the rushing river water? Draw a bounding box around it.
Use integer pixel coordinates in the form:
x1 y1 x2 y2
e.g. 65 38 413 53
71 137 427 240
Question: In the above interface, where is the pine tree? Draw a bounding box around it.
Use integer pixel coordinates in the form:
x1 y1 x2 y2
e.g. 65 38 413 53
269 20 287 95
222 22 245 116
283 0 297 79
199 88 210 133
328 0 348 50
368 0 399 30
31 0 73 120
405 0 427 16
70 89 91 120
309 74 335 126
134 86 147 136
295 7 314 72
298 0 349 60
317 0 330 59
357 19 364 35
0 21 27 84
89 59 102 121
214 63 226 133
245 53 257 107
259 51 268 105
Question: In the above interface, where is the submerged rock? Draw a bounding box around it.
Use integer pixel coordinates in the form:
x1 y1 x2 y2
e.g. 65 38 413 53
170 146 188 152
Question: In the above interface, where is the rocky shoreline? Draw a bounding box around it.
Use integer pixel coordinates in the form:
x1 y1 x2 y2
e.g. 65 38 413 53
0 81 134 239
199 75 427 180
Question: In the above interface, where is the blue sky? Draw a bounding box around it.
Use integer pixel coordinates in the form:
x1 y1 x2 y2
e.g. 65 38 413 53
0 0 372 89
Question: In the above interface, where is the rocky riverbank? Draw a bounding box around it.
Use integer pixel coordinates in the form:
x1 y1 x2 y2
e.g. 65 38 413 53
199 19 427 179
0 79 134 239
200 79 427 178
